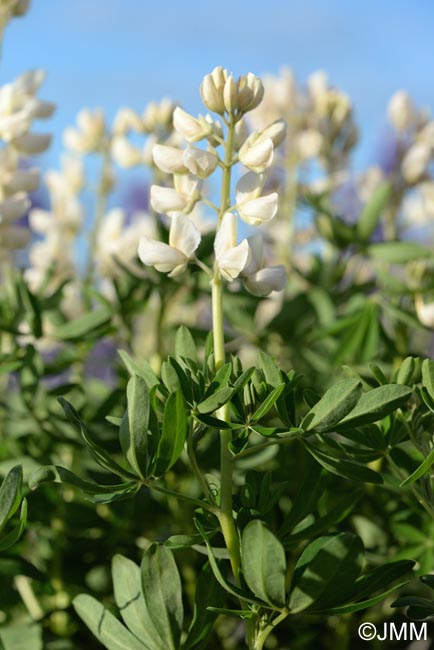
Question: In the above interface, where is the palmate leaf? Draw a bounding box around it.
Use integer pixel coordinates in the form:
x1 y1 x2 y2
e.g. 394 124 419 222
112 555 163 650
241 520 287 607
288 533 364 613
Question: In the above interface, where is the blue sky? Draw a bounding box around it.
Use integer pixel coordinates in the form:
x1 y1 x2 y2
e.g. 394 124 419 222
4 0 434 171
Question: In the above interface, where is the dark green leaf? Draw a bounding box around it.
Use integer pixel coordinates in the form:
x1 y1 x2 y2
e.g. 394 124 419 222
241 520 286 606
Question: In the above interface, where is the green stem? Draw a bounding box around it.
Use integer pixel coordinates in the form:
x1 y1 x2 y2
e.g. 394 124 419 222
86 147 111 281
254 610 289 650
211 117 256 646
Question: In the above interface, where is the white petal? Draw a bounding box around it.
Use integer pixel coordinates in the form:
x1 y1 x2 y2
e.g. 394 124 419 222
0 195 30 222
13 132 51 154
7 168 40 193
238 193 278 226
150 185 188 214
169 213 201 258
214 212 237 259
173 107 209 142
183 146 218 178
152 144 187 174
243 233 264 274
415 296 434 328
138 236 186 274
243 265 287 296
239 136 274 173
218 239 251 281
29 208 51 233
111 137 142 168
235 171 264 204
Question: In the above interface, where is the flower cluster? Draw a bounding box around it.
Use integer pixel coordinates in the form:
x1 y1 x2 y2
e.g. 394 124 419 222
139 67 287 297
0 69 54 265
25 155 83 291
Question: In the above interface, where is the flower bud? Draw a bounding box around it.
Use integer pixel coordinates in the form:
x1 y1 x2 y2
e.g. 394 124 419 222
6 168 40 193
173 107 211 142
111 136 142 168
237 73 264 113
401 143 431 183
201 67 227 114
239 134 274 173
223 75 237 114
388 91 414 132
182 146 218 178
13 132 51 154
152 144 187 174
0 193 30 222
415 295 434 328
233 118 249 150
296 129 323 160
113 108 143 135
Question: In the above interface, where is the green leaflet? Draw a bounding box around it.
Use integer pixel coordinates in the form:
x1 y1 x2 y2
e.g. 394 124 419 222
140 545 184 650
301 379 362 432
241 520 286 607
288 533 364 613
154 390 187 475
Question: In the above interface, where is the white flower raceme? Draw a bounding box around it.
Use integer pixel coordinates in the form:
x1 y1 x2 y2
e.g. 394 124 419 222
388 91 414 132
401 143 431 183
173 107 211 142
95 209 156 278
150 174 201 215
0 69 54 145
214 212 251 280
241 234 287 296
111 136 143 168
138 213 200 276
415 295 434 328
64 109 106 154
238 132 274 173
